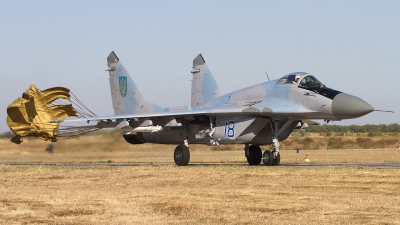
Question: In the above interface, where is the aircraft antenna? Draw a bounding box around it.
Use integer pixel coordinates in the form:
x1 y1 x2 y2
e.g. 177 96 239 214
265 72 270 81
373 109 394 113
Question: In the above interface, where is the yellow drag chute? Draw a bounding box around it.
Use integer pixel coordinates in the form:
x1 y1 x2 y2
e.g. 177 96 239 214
7 85 79 144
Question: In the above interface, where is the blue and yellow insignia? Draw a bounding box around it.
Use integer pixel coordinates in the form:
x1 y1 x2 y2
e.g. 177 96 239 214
119 76 127 97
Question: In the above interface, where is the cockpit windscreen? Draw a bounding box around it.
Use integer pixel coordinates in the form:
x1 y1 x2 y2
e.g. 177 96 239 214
299 76 323 88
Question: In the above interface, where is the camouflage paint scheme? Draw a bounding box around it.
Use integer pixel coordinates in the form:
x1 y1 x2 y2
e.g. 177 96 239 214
62 52 374 166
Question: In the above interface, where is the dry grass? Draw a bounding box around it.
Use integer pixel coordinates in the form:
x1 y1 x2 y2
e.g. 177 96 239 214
1 166 400 224
1 135 400 224
1 135 400 164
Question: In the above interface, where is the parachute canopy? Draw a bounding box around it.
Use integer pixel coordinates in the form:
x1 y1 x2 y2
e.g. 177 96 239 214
6 84 96 144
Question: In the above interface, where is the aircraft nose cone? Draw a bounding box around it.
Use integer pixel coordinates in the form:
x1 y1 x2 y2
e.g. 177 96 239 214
332 93 373 119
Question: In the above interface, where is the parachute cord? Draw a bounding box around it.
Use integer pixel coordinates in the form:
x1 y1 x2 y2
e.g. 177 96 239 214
70 102 95 118
73 108 95 118
57 127 100 139
50 98 94 118
46 92 97 118
70 92 97 117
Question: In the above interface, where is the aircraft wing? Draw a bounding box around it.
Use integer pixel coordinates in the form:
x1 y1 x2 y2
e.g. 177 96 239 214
61 106 249 123
59 103 319 124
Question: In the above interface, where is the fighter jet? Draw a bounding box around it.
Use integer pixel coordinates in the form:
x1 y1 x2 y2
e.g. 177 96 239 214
62 52 379 166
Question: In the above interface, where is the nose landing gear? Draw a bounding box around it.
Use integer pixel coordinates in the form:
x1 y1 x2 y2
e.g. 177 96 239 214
246 138 281 166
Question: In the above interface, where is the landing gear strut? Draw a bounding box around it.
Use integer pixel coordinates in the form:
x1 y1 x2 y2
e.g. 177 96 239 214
265 119 292 166
271 137 281 166
272 151 280 166
174 123 190 166
260 137 282 166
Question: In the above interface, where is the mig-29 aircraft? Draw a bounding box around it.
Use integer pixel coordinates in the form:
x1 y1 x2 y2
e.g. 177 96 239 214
59 51 378 166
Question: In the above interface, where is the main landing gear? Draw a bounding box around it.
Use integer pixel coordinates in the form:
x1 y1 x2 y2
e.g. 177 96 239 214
174 144 190 166
174 124 191 166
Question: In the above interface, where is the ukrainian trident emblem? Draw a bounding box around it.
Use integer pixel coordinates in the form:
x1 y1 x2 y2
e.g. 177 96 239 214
119 76 127 97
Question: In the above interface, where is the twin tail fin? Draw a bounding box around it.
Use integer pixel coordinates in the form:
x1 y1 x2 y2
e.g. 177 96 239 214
190 54 222 108
106 52 163 115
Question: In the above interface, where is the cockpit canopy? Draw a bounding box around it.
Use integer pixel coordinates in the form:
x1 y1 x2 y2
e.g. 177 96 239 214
277 72 341 100
299 75 323 89
277 72 324 89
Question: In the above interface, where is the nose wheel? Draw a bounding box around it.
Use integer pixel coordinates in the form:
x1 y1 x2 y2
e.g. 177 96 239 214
262 149 281 166
271 151 280 166
262 150 273 166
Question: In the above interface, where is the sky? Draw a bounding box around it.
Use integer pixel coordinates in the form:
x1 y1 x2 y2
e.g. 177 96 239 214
1 0 399 133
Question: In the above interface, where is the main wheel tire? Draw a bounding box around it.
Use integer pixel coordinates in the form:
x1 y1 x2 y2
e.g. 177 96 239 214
272 152 281 166
262 150 273 166
246 145 262 165
174 144 190 166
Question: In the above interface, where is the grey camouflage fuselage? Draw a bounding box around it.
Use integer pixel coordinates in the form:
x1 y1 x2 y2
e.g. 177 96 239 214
105 52 373 146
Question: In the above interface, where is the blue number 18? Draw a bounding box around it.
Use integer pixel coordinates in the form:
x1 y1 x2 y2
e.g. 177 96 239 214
225 121 235 138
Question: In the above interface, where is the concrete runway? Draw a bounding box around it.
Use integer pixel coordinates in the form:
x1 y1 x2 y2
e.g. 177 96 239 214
2 162 400 169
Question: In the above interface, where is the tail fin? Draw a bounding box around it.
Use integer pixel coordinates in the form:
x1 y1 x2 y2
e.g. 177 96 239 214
107 51 163 115
190 54 222 108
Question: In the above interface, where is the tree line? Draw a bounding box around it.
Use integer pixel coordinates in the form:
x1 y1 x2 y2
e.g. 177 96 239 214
304 123 400 133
